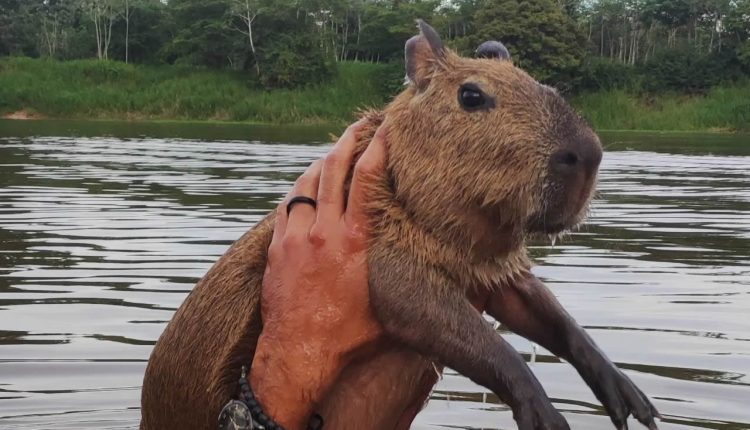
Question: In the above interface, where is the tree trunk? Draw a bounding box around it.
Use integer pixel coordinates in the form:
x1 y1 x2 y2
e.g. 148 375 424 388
125 0 129 63
105 7 114 59
355 12 361 61
341 13 349 61
94 11 102 59
599 14 604 57
247 9 259 75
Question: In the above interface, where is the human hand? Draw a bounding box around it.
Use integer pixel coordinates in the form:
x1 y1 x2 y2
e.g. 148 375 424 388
250 120 388 429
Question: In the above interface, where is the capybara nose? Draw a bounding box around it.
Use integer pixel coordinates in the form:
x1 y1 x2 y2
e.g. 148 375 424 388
551 134 603 178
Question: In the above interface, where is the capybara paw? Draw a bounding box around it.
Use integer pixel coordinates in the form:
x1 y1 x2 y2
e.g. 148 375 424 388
514 401 570 430
595 366 661 430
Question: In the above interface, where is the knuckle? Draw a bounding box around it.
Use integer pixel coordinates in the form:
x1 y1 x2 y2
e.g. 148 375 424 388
345 122 361 135
266 243 282 264
281 233 304 251
308 225 327 246
354 157 378 178
316 193 335 206
323 152 344 172
295 171 312 188
300 159 323 180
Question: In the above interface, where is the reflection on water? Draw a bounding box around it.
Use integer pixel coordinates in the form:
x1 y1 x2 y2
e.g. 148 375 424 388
0 123 748 430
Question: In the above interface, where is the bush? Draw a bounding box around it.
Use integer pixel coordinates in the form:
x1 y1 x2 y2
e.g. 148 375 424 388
639 47 738 94
572 81 750 131
738 41 750 73
0 57 391 123
256 33 336 89
576 58 639 92
373 61 406 98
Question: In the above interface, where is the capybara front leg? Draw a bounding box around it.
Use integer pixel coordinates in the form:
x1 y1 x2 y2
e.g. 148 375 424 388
486 272 660 430
368 254 569 430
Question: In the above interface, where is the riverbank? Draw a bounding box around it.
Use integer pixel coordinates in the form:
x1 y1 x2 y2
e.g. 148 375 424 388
1 57 748 131
0 57 391 125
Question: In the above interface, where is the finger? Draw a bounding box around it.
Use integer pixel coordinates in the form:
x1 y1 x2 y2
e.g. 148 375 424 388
285 160 323 240
316 120 365 223
345 122 388 229
271 183 295 245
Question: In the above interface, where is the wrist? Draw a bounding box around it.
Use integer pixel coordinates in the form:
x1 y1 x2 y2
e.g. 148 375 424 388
249 331 343 429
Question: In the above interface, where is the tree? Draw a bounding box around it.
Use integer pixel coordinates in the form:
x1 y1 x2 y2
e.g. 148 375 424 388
725 0 750 71
162 0 238 68
0 0 20 55
349 0 438 62
464 0 586 84
230 0 260 74
80 0 119 60
248 0 336 87
24 0 78 58
123 0 131 62
108 0 170 63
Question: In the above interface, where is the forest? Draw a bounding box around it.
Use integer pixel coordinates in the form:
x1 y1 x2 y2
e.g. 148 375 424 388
1 0 749 128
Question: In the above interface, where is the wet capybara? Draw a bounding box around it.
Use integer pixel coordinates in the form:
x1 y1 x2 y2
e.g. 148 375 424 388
141 20 660 430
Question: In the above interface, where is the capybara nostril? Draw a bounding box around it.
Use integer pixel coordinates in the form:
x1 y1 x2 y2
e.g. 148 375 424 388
551 149 580 174
552 136 602 177
557 150 579 167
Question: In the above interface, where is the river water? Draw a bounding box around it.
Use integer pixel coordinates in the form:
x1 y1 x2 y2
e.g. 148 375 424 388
0 120 748 430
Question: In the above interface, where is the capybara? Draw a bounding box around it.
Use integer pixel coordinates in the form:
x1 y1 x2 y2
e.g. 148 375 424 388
141 20 660 430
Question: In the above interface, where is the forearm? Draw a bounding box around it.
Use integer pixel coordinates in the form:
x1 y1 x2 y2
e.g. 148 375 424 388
488 274 615 382
250 332 343 430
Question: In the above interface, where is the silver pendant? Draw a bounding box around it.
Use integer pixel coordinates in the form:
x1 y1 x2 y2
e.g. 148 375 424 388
218 400 257 430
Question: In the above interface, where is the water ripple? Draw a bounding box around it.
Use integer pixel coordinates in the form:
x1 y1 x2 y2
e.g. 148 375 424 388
1 133 748 430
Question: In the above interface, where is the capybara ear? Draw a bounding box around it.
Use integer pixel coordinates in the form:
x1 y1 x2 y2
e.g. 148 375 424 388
476 40 511 61
405 19 445 89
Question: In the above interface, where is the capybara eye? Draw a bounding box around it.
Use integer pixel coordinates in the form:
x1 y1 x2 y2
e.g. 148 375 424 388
458 83 493 111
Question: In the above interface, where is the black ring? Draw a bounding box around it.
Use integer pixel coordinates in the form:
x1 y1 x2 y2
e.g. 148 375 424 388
286 196 317 216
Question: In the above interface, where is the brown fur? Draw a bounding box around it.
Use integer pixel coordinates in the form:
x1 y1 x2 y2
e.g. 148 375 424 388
141 22 602 430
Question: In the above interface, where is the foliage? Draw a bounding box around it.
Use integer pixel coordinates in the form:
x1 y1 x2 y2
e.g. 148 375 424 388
456 0 586 85
576 58 639 91
108 0 171 64
739 42 750 72
572 84 750 131
161 0 237 68
3 56 748 131
374 61 407 97
256 33 335 88
1 0 750 96
0 57 392 123
639 46 740 93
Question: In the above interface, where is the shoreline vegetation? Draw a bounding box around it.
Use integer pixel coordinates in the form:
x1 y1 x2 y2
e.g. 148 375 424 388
1 57 749 132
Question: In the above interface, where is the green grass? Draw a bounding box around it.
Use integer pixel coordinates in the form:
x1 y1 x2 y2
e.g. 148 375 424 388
571 84 750 132
2 56 749 131
0 57 390 124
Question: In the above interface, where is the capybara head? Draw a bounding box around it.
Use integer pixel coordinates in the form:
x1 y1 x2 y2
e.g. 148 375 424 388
383 20 602 253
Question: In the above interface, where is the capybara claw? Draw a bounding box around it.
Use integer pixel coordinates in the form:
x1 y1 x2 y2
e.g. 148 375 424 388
515 402 570 430
594 365 660 429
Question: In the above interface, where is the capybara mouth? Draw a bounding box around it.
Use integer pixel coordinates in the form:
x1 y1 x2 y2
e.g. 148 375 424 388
524 217 572 235
524 181 596 235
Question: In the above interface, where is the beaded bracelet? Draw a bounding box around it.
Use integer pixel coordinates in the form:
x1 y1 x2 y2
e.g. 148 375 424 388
238 366 324 430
